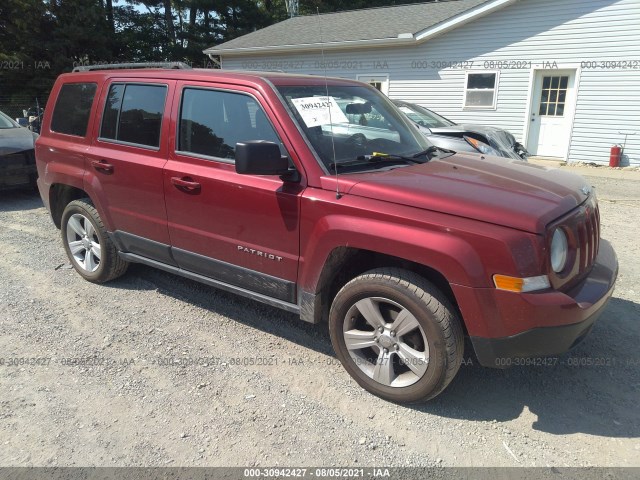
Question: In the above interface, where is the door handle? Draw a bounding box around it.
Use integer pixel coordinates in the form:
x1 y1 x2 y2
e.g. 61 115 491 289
91 159 114 173
171 176 201 193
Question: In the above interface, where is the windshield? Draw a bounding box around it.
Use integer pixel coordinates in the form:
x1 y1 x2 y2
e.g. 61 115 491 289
0 111 19 129
276 85 433 171
393 102 455 129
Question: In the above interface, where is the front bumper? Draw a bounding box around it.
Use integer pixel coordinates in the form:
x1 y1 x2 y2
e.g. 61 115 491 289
459 239 618 368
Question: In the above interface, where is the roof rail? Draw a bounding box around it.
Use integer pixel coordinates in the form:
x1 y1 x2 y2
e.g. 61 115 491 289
72 62 192 72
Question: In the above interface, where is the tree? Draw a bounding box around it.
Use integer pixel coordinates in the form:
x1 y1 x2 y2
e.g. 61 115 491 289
0 0 419 107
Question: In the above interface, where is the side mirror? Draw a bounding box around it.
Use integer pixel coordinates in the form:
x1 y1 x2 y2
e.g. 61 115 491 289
235 141 290 176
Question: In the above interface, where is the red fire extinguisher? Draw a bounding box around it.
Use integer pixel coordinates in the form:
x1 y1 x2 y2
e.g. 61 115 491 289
610 145 622 167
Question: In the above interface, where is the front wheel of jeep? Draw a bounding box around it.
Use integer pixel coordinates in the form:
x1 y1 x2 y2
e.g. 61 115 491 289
329 268 464 403
61 198 128 283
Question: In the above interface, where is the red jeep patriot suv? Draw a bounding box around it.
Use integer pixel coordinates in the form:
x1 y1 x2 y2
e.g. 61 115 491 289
35 64 618 403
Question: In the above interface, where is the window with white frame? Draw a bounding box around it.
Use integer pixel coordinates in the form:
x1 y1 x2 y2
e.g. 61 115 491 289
464 72 498 109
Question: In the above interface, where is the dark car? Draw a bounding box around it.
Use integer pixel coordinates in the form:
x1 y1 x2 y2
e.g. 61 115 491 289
0 110 38 190
392 100 528 161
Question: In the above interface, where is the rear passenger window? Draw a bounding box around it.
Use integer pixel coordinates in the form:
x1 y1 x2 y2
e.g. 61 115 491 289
100 83 167 148
51 83 97 137
178 88 283 160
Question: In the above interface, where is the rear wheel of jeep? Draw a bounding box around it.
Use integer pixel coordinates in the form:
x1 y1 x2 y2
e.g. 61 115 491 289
329 268 464 403
61 198 128 283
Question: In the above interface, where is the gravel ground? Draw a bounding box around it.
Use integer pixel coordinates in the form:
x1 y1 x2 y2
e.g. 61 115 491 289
0 167 639 468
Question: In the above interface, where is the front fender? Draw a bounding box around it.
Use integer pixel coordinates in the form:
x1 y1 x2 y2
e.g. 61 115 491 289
299 213 485 293
297 188 538 296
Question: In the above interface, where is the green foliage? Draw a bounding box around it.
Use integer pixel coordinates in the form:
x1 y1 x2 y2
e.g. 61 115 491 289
301 0 429 15
0 0 425 108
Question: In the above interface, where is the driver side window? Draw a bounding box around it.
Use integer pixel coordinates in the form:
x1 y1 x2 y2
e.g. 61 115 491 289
178 87 284 161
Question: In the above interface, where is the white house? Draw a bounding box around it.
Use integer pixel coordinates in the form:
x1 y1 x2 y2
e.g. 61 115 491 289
204 0 640 166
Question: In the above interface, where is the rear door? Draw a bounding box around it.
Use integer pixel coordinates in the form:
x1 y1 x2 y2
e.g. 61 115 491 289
85 80 176 263
163 81 304 303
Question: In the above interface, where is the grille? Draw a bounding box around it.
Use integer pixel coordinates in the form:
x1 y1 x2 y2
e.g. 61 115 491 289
0 150 36 186
576 201 600 274
1 150 34 167
548 197 601 291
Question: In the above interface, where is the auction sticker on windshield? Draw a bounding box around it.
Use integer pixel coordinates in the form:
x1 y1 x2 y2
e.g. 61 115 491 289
291 96 348 128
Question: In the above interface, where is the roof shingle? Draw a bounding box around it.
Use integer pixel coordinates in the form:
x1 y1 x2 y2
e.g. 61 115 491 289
205 0 492 54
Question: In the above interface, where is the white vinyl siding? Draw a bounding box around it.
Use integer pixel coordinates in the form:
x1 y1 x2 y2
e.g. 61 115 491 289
223 0 640 166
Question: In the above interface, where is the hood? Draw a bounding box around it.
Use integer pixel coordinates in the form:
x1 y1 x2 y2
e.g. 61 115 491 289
430 124 511 140
458 124 505 136
427 125 467 137
426 124 520 159
0 127 37 156
460 124 518 149
344 153 590 233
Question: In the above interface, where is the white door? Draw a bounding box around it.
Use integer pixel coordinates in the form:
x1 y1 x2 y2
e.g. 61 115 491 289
357 74 389 96
527 70 576 158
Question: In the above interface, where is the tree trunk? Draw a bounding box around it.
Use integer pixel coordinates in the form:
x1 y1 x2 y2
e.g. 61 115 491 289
105 0 114 33
189 2 197 28
164 0 175 44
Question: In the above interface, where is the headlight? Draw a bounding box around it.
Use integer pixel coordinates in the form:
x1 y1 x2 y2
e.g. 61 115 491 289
464 136 501 156
550 228 568 273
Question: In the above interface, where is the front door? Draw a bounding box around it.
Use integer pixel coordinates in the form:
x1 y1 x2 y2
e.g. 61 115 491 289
527 70 576 158
163 82 303 304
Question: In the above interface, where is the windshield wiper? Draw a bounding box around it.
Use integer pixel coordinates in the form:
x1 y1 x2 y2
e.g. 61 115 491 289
362 145 455 162
358 153 424 164
330 156 418 171
361 145 455 162
329 146 456 171
412 145 456 157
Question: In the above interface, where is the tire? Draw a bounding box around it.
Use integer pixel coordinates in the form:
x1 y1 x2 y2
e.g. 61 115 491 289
329 267 464 403
61 198 128 283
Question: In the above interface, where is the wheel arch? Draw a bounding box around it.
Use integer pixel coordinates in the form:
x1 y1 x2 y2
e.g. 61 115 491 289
49 183 90 229
300 246 466 335
48 182 113 232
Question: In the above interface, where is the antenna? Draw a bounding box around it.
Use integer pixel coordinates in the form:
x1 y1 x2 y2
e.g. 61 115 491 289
317 8 341 199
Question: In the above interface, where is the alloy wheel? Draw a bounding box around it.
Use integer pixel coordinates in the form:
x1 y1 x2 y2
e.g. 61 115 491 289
342 296 429 388
65 213 101 272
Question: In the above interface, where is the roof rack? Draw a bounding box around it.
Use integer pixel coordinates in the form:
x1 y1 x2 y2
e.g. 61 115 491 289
72 62 192 72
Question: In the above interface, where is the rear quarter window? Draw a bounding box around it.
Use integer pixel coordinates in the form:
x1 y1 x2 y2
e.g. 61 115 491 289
51 83 97 137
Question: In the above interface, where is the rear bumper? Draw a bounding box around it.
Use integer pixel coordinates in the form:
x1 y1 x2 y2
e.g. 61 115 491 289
464 239 618 368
